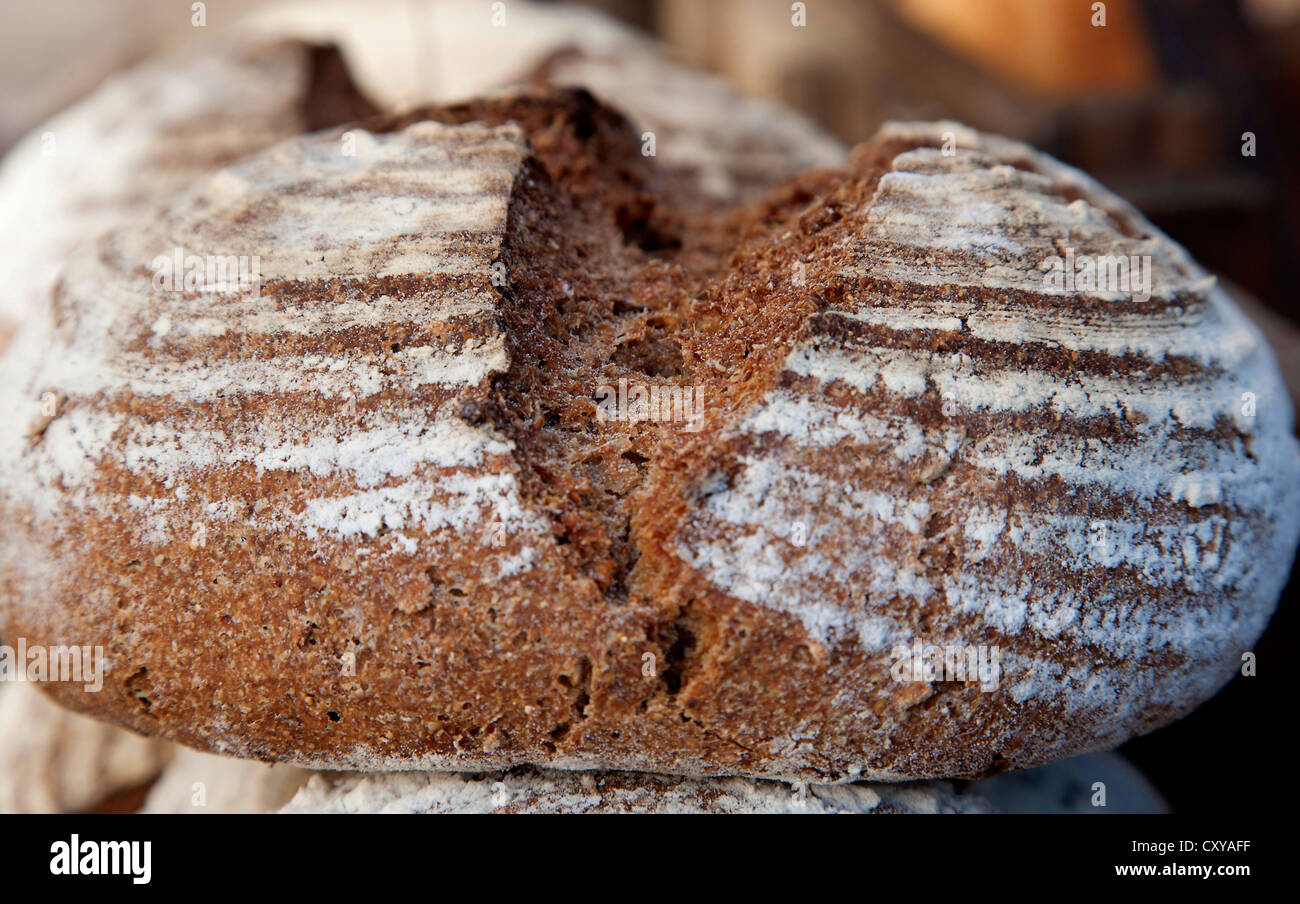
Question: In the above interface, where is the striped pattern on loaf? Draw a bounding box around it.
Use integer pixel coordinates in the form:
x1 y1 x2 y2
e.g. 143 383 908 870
663 122 1299 777
1 107 1295 783
0 38 369 347
1 120 536 558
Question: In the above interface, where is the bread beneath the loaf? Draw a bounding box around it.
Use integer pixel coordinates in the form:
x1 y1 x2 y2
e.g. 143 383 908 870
138 747 310 815
247 0 847 203
1 84 1296 782
275 751 1167 814
278 766 989 814
0 681 171 813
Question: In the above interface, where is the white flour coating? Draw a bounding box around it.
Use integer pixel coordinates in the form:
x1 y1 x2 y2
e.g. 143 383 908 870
680 456 1254 640
742 390 967 460
299 473 533 541
677 122 1300 728
861 150 1194 298
0 38 320 335
783 339 1261 432
122 411 513 488
150 291 488 341
0 120 544 579
154 122 525 281
823 280 1236 364
109 338 509 401
250 418 512 486
678 455 932 644
278 767 987 814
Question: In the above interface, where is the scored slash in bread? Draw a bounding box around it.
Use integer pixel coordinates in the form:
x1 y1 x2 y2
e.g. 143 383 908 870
0 90 1296 782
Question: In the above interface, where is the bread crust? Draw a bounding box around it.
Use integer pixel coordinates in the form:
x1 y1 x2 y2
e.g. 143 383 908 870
0 37 376 349
1 91 1295 783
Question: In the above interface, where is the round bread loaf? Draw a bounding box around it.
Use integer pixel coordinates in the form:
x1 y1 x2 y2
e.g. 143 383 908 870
0 84 1295 782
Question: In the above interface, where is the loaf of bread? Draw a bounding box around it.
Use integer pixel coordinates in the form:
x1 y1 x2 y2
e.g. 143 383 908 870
2 60 1294 784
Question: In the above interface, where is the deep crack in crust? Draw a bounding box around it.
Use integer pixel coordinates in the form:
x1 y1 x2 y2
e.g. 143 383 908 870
1 92 1297 783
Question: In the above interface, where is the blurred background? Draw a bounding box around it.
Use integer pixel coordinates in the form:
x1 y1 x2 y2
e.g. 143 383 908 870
0 0 1295 814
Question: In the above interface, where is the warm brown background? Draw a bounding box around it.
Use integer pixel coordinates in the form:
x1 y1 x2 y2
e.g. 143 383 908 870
1 0 1295 814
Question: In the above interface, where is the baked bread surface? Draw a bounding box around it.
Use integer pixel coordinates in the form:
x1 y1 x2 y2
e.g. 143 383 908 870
0 37 376 349
1 90 1296 782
